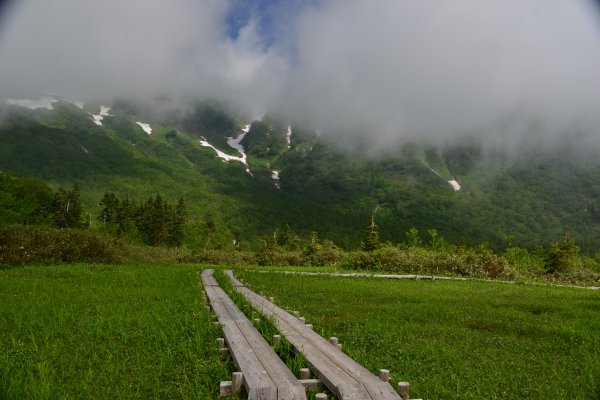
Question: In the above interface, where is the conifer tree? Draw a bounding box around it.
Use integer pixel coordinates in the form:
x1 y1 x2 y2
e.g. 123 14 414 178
169 198 186 245
98 192 120 226
545 226 580 273
306 231 322 254
51 184 83 228
279 225 301 251
362 207 381 252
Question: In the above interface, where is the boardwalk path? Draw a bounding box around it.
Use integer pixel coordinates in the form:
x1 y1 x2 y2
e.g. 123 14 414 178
202 269 306 400
225 270 402 400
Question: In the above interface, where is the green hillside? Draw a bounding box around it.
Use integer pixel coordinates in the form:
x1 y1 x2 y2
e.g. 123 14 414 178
1 99 600 253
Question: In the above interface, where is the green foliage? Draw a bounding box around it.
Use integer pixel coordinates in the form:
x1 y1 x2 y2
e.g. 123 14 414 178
256 229 281 266
427 228 450 251
98 192 120 225
241 119 288 158
544 227 581 274
502 246 545 276
0 225 126 265
0 171 53 225
343 245 516 279
405 227 422 248
50 184 83 228
136 195 186 246
180 102 238 146
305 231 322 254
0 263 229 399
4 100 600 255
362 211 381 252
97 193 186 246
278 225 301 251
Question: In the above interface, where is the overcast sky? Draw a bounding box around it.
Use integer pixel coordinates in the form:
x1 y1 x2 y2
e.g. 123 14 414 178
1 0 600 150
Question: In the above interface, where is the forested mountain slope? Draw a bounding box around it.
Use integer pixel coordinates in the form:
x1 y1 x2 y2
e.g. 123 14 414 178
1 98 599 252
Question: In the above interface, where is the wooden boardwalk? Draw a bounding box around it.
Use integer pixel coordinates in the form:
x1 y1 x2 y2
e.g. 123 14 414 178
225 270 402 400
201 269 306 400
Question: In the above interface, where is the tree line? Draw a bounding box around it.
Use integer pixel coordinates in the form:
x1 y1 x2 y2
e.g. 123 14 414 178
98 192 186 246
0 172 198 249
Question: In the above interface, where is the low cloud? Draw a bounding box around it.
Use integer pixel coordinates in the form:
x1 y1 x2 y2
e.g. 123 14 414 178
279 0 600 152
0 0 287 113
1 0 600 152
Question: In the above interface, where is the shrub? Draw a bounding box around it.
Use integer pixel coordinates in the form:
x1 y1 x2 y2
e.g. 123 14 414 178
0 225 126 265
544 230 580 274
339 245 514 279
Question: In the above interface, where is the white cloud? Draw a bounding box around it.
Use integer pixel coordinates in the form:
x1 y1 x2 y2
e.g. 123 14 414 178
0 0 285 106
1 0 600 151
279 0 600 150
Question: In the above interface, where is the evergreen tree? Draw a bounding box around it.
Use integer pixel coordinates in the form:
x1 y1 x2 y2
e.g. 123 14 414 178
305 231 322 254
279 224 301 251
362 207 381 252
96 192 187 246
545 227 580 273
118 197 138 234
98 192 120 226
168 198 186 246
51 184 83 228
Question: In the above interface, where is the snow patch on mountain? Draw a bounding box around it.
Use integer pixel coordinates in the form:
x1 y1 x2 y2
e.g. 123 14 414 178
448 179 461 191
81 145 89 154
5 96 56 110
226 124 250 160
136 122 152 135
91 106 112 126
199 124 252 174
428 167 461 192
286 125 292 149
271 170 281 189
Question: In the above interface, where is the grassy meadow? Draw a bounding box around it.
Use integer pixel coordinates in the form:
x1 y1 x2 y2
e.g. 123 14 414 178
2 263 599 399
236 270 600 400
0 263 231 399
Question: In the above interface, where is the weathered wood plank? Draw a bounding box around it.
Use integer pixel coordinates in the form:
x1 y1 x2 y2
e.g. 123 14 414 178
218 290 305 400
204 287 278 399
202 269 306 400
201 269 220 286
237 286 368 399
225 270 402 400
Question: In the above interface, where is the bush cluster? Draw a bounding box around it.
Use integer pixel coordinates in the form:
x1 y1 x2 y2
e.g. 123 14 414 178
0 225 127 265
338 246 516 279
182 245 515 279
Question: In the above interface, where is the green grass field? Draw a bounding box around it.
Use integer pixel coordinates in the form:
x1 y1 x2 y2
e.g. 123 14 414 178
2 264 599 399
0 263 230 399
236 270 600 400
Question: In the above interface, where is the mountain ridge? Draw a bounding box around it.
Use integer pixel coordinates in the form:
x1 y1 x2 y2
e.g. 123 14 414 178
2 97 600 253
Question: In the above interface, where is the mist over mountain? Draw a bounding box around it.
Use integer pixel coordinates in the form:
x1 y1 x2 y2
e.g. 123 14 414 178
1 0 600 153
1 97 600 253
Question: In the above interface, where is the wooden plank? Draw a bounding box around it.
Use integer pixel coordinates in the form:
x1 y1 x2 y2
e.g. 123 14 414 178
225 270 402 400
202 270 306 400
237 287 368 400
204 289 278 399
218 289 306 400
201 268 219 286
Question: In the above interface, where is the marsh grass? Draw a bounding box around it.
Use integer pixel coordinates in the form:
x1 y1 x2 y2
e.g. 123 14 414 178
0 263 230 399
237 270 600 400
